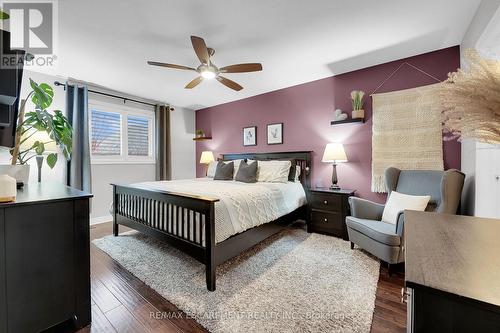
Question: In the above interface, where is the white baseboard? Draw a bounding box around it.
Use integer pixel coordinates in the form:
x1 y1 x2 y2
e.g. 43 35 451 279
91 215 113 225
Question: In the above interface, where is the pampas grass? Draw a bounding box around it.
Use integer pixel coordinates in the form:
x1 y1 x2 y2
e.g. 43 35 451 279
440 49 500 144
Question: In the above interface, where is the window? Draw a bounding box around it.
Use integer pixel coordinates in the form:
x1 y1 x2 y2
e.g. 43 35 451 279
91 110 121 156
89 102 155 164
127 115 150 156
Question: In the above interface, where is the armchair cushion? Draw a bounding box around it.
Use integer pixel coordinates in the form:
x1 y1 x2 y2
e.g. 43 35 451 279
345 217 401 246
381 191 430 224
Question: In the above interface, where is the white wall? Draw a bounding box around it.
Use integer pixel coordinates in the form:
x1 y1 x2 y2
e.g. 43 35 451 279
171 106 196 180
0 70 67 183
90 163 156 222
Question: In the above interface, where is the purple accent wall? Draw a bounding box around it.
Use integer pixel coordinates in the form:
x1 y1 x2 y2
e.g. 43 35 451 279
195 46 461 203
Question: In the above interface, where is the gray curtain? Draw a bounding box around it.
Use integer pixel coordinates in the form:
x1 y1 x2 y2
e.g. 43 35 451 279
66 83 92 193
155 105 171 180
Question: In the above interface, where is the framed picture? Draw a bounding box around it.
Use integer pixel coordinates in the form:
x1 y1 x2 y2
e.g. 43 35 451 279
243 126 257 146
267 123 283 145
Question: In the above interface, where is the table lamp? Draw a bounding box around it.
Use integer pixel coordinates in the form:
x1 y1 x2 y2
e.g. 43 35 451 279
199 151 215 176
322 143 347 190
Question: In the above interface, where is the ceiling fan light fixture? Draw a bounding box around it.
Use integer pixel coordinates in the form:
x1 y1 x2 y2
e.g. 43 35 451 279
148 36 262 91
201 69 217 79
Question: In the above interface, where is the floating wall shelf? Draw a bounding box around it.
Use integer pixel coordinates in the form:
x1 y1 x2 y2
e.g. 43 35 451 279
193 136 212 141
330 118 365 126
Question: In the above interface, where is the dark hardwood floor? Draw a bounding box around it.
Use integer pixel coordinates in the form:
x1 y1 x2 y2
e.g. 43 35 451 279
78 222 406 333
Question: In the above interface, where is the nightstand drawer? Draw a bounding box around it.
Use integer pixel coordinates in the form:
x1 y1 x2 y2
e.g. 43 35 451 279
310 210 343 233
309 192 342 212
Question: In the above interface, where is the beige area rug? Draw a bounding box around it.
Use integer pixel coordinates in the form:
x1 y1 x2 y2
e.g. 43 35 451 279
93 226 379 333
372 83 444 192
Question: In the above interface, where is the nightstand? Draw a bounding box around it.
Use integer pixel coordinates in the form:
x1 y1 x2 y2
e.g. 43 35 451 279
307 187 355 240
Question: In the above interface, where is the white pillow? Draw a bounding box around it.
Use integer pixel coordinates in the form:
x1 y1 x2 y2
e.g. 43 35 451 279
231 159 243 179
253 160 291 183
207 161 218 178
294 165 301 182
381 191 431 224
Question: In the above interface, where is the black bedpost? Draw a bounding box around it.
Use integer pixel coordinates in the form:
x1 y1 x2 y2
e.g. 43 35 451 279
205 202 216 291
113 185 119 237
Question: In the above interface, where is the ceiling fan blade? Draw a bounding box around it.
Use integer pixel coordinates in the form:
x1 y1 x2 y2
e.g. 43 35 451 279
185 76 203 89
147 61 196 71
216 76 243 91
190 36 210 65
219 63 263 73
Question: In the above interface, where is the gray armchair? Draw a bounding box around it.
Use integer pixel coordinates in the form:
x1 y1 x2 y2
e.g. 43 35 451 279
346 167 465 273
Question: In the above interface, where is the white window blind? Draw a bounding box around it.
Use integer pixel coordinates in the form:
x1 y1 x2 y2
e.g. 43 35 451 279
91 110 121 155
89 101 155 164
127 115 150 156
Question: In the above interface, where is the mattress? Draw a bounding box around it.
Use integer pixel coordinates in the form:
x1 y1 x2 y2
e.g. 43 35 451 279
133 178 307 243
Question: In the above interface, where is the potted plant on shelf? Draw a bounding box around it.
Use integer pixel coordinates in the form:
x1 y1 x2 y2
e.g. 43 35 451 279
195 129 205 138
351 90 365 119
4 79 73 183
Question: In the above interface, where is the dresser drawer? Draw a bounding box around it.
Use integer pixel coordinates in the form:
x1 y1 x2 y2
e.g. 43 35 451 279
309 192 342 212
310 210 343 233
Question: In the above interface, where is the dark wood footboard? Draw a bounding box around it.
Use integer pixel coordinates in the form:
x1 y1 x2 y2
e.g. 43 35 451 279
112 184 219 291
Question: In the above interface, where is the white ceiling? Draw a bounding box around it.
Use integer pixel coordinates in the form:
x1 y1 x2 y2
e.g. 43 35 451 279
33 0 482 109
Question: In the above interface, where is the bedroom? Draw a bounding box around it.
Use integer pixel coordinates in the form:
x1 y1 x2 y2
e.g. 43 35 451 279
0 0 499 332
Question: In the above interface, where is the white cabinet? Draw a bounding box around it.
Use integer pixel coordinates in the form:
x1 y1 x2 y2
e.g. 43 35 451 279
474 143 500 218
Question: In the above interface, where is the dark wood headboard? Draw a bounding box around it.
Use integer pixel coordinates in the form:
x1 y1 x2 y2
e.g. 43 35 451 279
220 151 312 188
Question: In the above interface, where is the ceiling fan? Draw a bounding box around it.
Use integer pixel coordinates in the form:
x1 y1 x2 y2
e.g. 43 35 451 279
147 36 263 91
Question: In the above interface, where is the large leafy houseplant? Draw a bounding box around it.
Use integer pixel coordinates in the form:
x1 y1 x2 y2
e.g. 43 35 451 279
10 79 73 169
0 8 9 20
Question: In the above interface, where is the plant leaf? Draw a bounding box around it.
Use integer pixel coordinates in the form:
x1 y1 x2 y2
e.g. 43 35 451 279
25 53 35 61
34 141 45 155
0 10 9 20
30 79 54 109
46 153 57 169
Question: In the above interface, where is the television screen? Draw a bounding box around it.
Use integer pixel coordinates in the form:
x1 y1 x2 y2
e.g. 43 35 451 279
0 29 24 149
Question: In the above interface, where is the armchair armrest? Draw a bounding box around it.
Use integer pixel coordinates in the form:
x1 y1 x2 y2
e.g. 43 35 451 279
348 197 385 220
395 211 405 237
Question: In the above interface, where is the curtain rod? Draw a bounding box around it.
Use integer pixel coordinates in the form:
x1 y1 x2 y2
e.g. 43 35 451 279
54 81 174 110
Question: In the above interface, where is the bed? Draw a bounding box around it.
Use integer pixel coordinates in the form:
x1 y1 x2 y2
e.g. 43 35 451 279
112 151 311 291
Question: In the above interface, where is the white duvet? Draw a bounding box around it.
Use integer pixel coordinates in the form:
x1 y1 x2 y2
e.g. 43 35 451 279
133 178 307 243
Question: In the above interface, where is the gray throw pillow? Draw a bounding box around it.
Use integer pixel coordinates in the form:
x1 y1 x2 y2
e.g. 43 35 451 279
214 161 234 180
235 160 258 183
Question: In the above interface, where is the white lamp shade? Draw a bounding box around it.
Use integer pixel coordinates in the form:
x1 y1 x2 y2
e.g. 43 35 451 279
322 143 347 163
20 130 57 153
199 151 215 164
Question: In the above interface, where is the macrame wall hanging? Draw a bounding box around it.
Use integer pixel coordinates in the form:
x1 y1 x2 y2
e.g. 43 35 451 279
370 63 444 192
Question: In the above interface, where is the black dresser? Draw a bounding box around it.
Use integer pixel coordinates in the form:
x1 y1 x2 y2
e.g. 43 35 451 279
306 187 355 239
405 211 500 333
0 183 92 333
